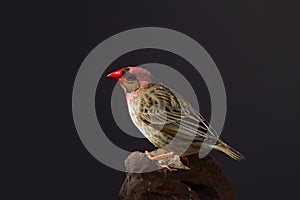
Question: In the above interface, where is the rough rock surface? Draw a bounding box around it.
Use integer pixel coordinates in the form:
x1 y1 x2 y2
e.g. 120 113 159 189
119 151 234 200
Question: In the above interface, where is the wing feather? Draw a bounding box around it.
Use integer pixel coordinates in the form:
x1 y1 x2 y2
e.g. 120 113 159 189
138 84 219 141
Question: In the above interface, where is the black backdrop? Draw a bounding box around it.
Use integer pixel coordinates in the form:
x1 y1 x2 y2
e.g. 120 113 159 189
2 1 300 199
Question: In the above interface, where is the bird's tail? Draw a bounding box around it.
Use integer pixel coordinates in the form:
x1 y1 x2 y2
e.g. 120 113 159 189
214 141 245 161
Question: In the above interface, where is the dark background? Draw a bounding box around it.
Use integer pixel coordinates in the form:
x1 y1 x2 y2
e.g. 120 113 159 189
2 0 300 199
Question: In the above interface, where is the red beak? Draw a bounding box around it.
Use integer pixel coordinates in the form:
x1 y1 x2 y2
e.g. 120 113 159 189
107 68 125 81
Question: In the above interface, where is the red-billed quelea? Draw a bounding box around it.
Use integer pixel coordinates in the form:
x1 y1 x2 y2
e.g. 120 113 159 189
107 66 244 167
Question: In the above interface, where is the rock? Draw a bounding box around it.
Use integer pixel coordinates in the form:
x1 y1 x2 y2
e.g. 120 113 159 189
119 151 234 200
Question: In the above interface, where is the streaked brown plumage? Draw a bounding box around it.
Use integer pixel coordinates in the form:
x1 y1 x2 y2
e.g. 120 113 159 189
107 66 244 161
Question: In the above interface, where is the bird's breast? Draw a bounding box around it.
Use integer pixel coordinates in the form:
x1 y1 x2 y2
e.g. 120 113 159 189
127 97 158 140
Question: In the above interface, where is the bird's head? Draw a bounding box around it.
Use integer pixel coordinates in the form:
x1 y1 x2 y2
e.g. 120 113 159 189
107 66 154 93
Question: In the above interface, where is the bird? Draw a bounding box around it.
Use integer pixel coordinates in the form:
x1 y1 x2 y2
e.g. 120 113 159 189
107 66 244 166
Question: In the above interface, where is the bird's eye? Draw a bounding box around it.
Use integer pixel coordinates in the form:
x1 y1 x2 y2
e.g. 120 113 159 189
122 67 130 76
124 67 130 72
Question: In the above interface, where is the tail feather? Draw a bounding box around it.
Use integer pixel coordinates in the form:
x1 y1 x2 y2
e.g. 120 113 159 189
214 142 245 161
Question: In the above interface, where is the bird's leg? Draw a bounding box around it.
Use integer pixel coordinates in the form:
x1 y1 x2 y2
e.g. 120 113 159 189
144 150 176 171
144 150 174 161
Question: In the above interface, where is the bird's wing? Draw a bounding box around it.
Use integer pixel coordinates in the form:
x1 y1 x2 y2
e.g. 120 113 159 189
138 84 219 141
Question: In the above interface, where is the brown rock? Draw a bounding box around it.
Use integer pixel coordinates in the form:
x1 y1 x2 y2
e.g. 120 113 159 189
119 151 234 200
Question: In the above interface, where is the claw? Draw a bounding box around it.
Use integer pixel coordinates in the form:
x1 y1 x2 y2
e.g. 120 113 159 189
157 163 177 171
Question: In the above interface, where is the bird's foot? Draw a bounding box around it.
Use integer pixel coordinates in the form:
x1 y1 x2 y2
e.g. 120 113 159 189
144 150 176 171
156 163 177 172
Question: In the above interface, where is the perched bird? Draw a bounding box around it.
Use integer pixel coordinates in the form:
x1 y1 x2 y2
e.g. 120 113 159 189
107 66 244 164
